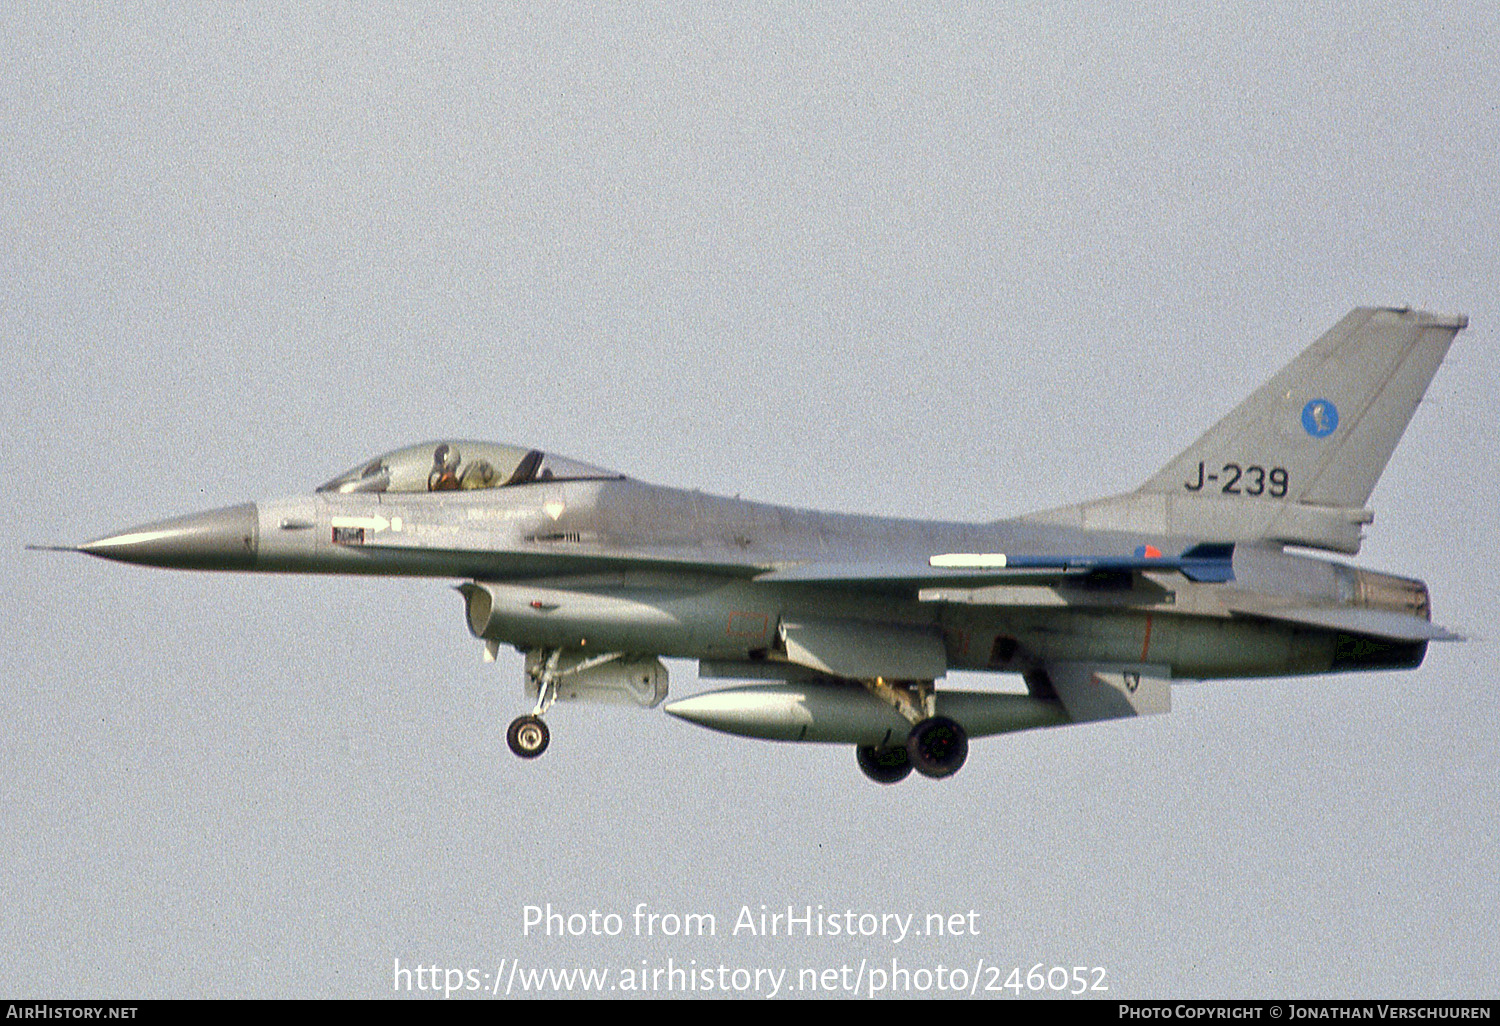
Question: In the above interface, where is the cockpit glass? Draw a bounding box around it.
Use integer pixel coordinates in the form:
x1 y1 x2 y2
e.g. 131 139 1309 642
316 441 619 494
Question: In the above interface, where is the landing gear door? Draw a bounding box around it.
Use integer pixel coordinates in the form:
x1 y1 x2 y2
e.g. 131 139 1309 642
778 619 948 681
523 649 669 708
1046 662 1172 723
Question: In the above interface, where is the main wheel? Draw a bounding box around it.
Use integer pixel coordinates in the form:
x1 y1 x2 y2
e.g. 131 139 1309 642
856 744 913 784
507 715 550 758
906 716 968 778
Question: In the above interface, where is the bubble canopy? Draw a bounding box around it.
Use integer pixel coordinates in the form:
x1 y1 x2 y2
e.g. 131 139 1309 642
316 441 620 494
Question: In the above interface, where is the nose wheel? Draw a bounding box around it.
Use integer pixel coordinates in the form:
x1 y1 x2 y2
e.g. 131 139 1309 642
507 648 564 759
507 715 550 758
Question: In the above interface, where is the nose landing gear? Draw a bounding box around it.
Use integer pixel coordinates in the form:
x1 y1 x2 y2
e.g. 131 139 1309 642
505 648 562 760
506 715 550 758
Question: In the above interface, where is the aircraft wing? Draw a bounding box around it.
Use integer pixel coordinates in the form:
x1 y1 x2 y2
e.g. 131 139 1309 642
351 533 1234 591
755 543 1234 588
352 540 770 580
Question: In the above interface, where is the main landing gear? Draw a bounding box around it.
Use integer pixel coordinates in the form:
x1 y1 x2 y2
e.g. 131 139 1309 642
905 715 968 778
856 743 913 784
854 678 969 783
853 717 969 784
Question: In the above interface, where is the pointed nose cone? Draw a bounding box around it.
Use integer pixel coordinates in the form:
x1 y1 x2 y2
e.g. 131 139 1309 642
79 503 259 570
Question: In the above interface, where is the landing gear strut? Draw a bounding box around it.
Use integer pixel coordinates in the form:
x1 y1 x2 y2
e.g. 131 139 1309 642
505 648 563 760
505 647 642 760
857 677 969 781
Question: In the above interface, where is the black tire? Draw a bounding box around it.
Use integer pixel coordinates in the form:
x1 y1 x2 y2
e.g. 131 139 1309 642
906 716 968 779
856 744 913 784
507 715 550 758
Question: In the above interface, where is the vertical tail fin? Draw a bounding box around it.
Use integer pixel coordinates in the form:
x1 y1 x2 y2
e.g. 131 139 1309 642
1023 307 1466 553
1139 307 1465 508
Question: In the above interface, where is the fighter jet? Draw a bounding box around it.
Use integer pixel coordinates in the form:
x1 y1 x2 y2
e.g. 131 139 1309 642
40 307 1465 783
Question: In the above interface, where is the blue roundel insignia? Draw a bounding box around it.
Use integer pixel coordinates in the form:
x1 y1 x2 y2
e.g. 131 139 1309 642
1301 398 1339 438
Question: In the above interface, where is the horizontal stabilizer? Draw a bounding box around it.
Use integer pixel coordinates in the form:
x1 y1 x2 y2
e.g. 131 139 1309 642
1230 604 1461 642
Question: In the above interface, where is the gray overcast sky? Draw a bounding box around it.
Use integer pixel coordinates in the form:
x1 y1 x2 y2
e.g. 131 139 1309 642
3 3 1497 999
